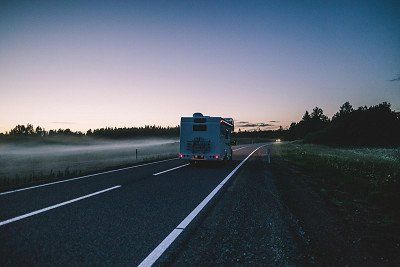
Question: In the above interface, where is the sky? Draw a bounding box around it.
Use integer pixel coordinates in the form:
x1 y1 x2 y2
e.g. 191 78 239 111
0 0 399 132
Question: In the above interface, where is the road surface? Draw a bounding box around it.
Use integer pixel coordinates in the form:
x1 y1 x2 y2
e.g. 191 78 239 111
0 144 265 266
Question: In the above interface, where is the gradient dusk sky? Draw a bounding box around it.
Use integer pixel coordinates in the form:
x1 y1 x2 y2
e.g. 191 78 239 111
1 1 399 132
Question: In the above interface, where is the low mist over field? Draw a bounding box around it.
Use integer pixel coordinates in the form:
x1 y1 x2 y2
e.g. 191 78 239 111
0 137 178 154
0 137 179 187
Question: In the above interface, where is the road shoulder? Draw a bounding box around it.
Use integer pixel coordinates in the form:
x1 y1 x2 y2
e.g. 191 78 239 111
168 148 305 265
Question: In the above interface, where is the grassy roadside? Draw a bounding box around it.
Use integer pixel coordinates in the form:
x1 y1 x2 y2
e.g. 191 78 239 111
273 141 400 259
274 141 400 217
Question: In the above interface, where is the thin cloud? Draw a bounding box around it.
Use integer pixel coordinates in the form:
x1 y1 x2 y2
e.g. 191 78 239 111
269 120 280 123
236 121 273 128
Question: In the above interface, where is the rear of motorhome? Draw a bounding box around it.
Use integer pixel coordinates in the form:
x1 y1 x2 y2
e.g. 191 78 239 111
179 113 234 162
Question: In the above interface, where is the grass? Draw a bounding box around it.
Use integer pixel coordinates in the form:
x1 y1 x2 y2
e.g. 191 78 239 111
0 137 179 189
274 141 400 225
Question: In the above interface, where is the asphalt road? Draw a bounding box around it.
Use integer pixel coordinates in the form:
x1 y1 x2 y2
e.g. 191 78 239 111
0 144 265 266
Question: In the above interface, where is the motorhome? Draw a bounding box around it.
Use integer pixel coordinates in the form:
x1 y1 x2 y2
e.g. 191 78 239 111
179 113 234 163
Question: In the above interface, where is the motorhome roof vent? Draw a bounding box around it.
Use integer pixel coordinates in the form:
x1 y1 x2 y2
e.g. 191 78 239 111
193 112 203 117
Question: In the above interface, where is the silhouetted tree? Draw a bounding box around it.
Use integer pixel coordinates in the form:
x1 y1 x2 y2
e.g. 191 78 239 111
287 107 329 139
332 101 354 121
9 124 35 135
311 107 329 122
302 111 311 122
305 102 400 146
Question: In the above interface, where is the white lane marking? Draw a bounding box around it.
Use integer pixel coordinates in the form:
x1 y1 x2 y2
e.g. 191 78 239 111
0 158 178 196
0 185 121 226
138 229 183 266
138 145 265 267
233 146 248 151
153 164 189 176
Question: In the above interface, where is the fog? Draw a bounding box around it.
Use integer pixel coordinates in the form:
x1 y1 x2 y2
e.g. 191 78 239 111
0 137 179 186
0 137 179 155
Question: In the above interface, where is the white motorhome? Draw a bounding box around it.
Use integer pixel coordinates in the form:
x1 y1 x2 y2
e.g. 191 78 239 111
179 113 234 162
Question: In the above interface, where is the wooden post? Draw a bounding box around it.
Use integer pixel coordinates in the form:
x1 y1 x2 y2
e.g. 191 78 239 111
136 149 138 160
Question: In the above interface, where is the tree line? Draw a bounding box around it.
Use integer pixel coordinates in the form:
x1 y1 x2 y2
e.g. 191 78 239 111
236 101 400 147
86 125 179 138
2 124 179 139
297 102 400 146
5 124 85 137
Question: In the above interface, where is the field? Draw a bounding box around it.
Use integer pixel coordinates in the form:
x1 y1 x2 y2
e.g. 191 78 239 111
274 141 400 207
0 136 179 189
273 141 400 233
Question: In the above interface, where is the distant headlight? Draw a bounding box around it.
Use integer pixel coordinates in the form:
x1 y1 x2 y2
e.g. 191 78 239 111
275 139 281 142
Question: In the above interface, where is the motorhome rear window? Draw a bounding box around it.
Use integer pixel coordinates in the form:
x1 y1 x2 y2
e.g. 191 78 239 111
193 125 207 131
194 118 206 123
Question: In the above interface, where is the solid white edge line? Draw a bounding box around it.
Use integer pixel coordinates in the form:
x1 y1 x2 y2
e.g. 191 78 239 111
138 145 265 267
153 164 190 176
0 158 178 196
138 229 183 267
0 185 121 226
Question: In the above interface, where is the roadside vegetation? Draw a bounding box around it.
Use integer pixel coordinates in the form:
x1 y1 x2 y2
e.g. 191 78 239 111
275 142 399 210
274 141 399 262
